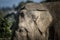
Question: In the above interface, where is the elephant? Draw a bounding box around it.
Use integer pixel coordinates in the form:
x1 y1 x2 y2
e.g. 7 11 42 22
11 2 60 40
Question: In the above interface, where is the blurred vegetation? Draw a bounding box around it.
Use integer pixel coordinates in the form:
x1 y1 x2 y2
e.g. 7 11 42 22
40 0 60 3
46 0 60 2
0 12 12 38
0 17 12 38
26 0 34 3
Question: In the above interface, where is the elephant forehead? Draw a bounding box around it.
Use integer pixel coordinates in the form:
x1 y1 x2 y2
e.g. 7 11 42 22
19 10 53 33
28 11 53 32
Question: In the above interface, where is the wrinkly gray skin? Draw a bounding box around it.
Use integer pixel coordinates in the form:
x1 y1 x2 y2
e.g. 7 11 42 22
11 2 60 40
12 4 52 40
14 10 52 40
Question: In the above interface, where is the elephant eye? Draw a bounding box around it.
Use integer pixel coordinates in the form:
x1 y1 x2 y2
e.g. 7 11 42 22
19 27 24 32
20 12 24 18
19 29 23 32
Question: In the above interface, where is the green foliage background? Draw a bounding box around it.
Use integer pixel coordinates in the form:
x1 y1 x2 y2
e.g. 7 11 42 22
0 12 12 38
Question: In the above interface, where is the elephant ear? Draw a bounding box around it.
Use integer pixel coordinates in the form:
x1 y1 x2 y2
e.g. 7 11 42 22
31 10 53 33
